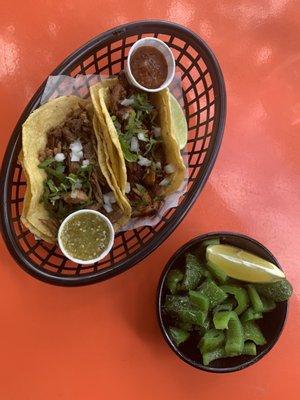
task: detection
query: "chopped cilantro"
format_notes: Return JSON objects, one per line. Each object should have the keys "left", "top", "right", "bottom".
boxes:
{"left": 38, "top": 158, "right": 55, "bottom": 169}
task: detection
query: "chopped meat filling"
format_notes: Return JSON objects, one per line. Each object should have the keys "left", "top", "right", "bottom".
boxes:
{"left": 107, "top": 73, "right": 169, "bottom": 217}
{"left": 38, "top": 104, "right": 120, "bottom": 227}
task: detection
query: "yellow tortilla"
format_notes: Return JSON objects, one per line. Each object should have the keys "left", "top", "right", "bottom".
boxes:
{"left": 150, "top": 89, "right": 186, "bottom": 195}
{"left": 90, "top": 82, "right": 127, "bottom": 194}
{"left": 19, "top": 151, "right": 56, "bottom": 242}
{"left": 21, "top": 95, "right": 130, "bottom": 243}
{"left": 92, "top": 115, "right": 131, "bottom": 230}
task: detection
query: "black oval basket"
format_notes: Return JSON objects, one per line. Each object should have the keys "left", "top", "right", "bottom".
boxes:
{"left": 0, "top": 20, "right": 226, "bottom": 286}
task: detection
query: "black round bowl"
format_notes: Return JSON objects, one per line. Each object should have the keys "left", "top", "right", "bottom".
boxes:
{"left": 156, "top": 232, "right": 288, "bottom": 373}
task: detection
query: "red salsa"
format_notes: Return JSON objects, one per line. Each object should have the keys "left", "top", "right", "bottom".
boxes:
{"left": 130, "top": 46, "right": 168, "bottom": 89}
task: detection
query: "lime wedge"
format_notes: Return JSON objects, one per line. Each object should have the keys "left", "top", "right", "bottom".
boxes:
{"left": 170, "top": 93, "right": 188, "bottom": 150}
{"left": 206, "top": 244, "right": 285, "bottom": 283}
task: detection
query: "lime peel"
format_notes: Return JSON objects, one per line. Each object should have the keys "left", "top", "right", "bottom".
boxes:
{"left": 206, "top": 244, "right": 285, "bottom": 283}
{"left": 169, "top": 92, "right": 188, "bottom": 150}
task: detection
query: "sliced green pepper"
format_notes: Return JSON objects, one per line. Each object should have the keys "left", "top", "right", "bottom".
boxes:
{"left": 195, "top": 318, "right": 211, "bottom": 335}
{"left": 198, "top": 329, "right": 225, "bottom": 353}
{"left": 255, "top": 279, "right": 293, "bottom": 302}
{"left": 240, "top": 307, "right": 263, "bottom": 323}
{"left": 202, "top": 269, "right": 213, "bottom": 280}
{"left": 213, "top": 310, "right": 236, "bottom": 330}
{"left": 213, "top": 298, "right": 235, "bottom": 314}
{"left": 189, "top": 291, "right": 209, "bottom": 313}
{"left": 166, "top": 269, "right": 184, "bottom": 294}
{"left": 177, "top": 308, "right": 206, "bottom": 326}
{"left": 163, "top": 295, "right": 206, "bottom": 326}
{"left": 202, "top": 238, "right": 220, "bottom": 248}
{"left": 221, "top": 285, "right": 249, "bottom": 315}
{"left": 225, "top": 313, "right": 244, "bottom": 356}
{"left": 206, "top": 260, "right": 228, "bottom": 284}
{"left": 243, "top": 321, "right": 266, "bottom": 345}
{"left": 198, "top": 280, "right": 228, "bottom": 309}
{"left": 174, "top": 320, "right": 193, "bottom": 331}
{"left": 242, "top": 341, "right": 257, "bottom": 356}
{"left": 247, "top": 284, "right": 264, "bottom": 312}
{"left": 212, "top": 311, "right": 244, "bottom": 356}
{"left": 164, "top": 295, "right": 190, "bottom": 310}
{"left": 181, "top": 253, "right": 204, "bottom": 290}
{"left": 202, "top": 347, "right": 226, "bottom": 366}
{"left": 169, "top": 327, "right": 190, "bottom": 346}
{"left": 261, "top": 296, "right": 276, "bottom": 312}
{"left": 202, "top": 341, "right": 256, "bottom": 365}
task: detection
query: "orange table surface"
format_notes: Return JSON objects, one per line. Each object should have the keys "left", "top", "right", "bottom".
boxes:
{"left": 0, "top": 1, "right": 299, "bottom": 399}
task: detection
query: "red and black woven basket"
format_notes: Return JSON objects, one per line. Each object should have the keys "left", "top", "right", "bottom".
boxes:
{"left": 0, "top": 20, "right": 226, "bottom": 286}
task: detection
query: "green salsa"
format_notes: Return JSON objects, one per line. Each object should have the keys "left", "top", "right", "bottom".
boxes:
{"left": 60, "top": 212, "right": 111, "bottom": 261}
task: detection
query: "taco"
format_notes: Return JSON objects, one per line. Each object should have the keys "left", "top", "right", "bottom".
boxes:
{"left": 21, "top": 95, "right": 130, "bottom": 243}
{"left": 90, "top": 72, "right": 186, "bottom": 218}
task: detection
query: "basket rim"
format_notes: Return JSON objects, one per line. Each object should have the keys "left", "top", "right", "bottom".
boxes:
{"left": 0, "top": 20, "right": 226, "bottom": 286}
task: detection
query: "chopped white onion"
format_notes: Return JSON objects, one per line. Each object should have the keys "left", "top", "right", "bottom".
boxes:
{"left": 159, "top": 177, "right": 170, "bottom": 186}
{"left": 71, "top": 150, "right": 83, "bottom": 162}
{"left": 69, "top": 139, "right": 82, "bottom": 152}
{"left": 82, "top": 159, "right": 90, "bottom": 166}
{"left": 74, "top": 180, "right": 82, "bottom": 190}
{"left": 50, "top": 195, "right": 60, "bottom": 205}
{"left": 104, "top": 203, "right": 113, "bottom": 213}
{"left": 54, "top": 152, "right": 65, "bottom": 162}
{"left": 153, "top": 126, "right": 161, "bottom": 138}
{"left": 164, "top": 163, "right": 175, "bottom": 174}
{"left": 130, "top": 136, "right": 139, "bottom": 152}
{"left": 122, "top": 111, "right": 130, "bottom": 120}
{"left": 70, "top": 140, "right": 83, "bottom": 162}
{"left": 138, "top": 155, "right": 152, "bottom": 167}
{"left": 70, "top": 190, "right": 78, "bottom": 199}
{"left": 103, "top": 191, "right": 116, "bottom": 205}
{"left": 71, "top": 154, "right": 80, "bottom": 162}
{"left": 106, "top": 191, "right": 116, "bottom": 204}
{"left": 120, "top": 98, "right": 135, "bottom": 106}
{"left": 103, "top": 193, "right": 110, "bottom": 204}
{"left": 155, "top": 161, "right": 162, "bottom": 170}
{"left": 137, "top": 131, "right": 148, "bottom": 142}
{"left": 109, "top": 195, "right": 116, "bottom": 204}
{"left": 125, "top": 182, "right": 131, "bottom": 194}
